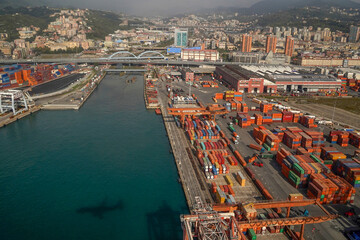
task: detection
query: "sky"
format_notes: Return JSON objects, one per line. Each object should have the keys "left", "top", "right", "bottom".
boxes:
{"left": 51, "top": 0, "right": 360, "bottom": 16}
{"left": 54, "top": 0, "right": 259, "bottom": 15}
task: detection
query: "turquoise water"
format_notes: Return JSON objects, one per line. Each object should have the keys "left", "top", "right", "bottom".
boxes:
{"left": 0, "top": 74, "right": 188, "bottom": 240}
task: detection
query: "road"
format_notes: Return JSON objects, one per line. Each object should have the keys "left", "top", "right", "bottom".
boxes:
{"left": 0, "top": 58, "right": 296, "bottom": 67}
{"left": 156, "top": 78, "right": 212, "bottom": 210}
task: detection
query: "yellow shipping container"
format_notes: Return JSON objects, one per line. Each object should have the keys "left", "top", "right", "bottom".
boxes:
{"left": 236, "top": 171, "right": 246, "bottom": 186}
{"left": 225, "top": 175, "right": 233, "bottom": 186}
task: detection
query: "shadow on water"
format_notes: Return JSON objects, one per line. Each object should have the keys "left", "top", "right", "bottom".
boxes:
{"left": 76, "top": 198, "right": 124, "bottom": 219}
{"left": 146, "top": 201, "right": 186, "bottom": 240}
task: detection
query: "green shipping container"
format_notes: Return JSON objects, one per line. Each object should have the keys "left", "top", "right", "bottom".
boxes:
{"left": 260, "top": 153, "right": 274, "bottom": 159}
{"left": 289, "top": 171, "right": 301, "bottom": 184}
{"left": 310, "top": 154, "right": 322, "bottom": 163}
{"left": 248, "top": 229, "right": 257, "bottom": 240}
{"left": 263, "top": 143, "right": 271, "bottom": 151}
{"left": 293, "top": 163, "right": 304, "bottom": 174}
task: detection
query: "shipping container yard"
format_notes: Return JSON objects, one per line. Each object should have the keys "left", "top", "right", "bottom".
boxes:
{"left": 144, "top": 65, "right": 360, "bottom": 240}
{"left": 1, "top": 62, "right": 360, "bottom": 240}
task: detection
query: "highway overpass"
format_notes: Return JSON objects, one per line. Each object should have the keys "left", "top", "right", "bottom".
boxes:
{"left": 0, "top": 58, "right": 294, "bottom": 67}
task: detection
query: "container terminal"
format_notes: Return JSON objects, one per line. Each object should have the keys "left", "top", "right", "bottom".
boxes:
{"left": 144, "top": 64, "right": 360, "bottom": 240}
{"left": 0, "top": 63, "right": 109, "bottom": 127}
{"left": 1, "top": 61, "right": 360, "bottom": 239}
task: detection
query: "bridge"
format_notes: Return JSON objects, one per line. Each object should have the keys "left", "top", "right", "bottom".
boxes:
{"left": 103, "top": 51, "right": 166, "bottom": 60}
{"left": 0, "top": 58, "right": 295, "bottom": 68}
{"left": 104, "top": 68, "right": 147, "bottom": 72}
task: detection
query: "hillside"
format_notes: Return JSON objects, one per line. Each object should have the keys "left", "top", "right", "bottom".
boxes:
{"left": 0, "top": 7, "right": 56, "bottom": 41}
{"left": 86, "top": 10, "right": 128, "bottom": 40}
{"left": 0, "top": 7, "right": 129, "bottom": 41}
{"left": 257, "top": 7, "right": 360, "bottom": 32}
{"left": 249, "top": 0, "right": 360, "bottom": 14}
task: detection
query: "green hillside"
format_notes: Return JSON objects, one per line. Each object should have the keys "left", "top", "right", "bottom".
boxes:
{"left": 86, "top": 10, "right": 129, "bottom": 40}
{"left": 0, "top": 7, "right": 56, "bottom": 41}
{"left": 257, "top": 7, "right": 360, "bottom": 32}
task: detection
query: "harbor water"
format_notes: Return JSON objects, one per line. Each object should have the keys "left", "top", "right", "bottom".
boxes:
{"left": 0, "top": 74, "right": 188, "bottom": 240}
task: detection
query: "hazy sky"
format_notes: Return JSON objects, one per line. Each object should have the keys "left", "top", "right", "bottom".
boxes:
{"left": 57, "top": 0, "right": 360, "bottom": 16}
{"left": 58, "top": 0, "right": 258, "bottom": 15}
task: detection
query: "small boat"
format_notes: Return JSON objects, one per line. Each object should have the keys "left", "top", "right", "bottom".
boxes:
{"left": 155, "top": 108, "right": 161, "bottom": 115}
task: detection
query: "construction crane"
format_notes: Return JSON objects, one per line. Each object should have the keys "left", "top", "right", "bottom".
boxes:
{"left": 168, "top": 105, "right": 229, "bottom": 125}
{"left": 182, "top": 195, "right": 338, "bottom": 240}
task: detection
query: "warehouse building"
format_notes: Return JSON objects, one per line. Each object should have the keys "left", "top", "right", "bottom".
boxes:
{"left": 266, "top": 73, "right": 342, "bottom": 92}
{"left": 215, "top": 65, "right": 277, "bottom": 93}
{"left": 242, "top": 65, "right": 342, "bottom": 93}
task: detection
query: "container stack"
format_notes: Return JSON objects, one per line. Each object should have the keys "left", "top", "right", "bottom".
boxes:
{"left": 292, "top": 112, "right": 301, "bottom": 123}
{"left": 237, "top": 113, "right": 251, "bottom": 128}
{"left": 262, "top": 114, "right": 273, "bottom": 124}
{"left": 272, "top": 113, "right": 282, "bottom": 122}
{"left": 264, "top": 133, "right": 281, "bottom": 151}
{"left": 307, "top": 173, "right": 355, "bottom": 204}
{"left": 299, "top": 132, "right": 312, "bottom": 149}
{"left": 224, "top": 91, "right": 234, "bottom": 101}
{"left": 253, "top": 127, "right": 268, "bottom": 145}
{"left": 283, "top": 131, "right": 301, "bottom": 149}
{"left": 260, "top": 102, "right": 272, "bottom": 113}
{"left": 214, "top": 93, "right": 224, "bottom": 100}
{"left": 332, "top": 159, "right": 360, "bottom": 188}
{"left": 305, "top": 130, "right": 325, "bottom": 153}
{"left": 184, "top": 117, "right": 221, "bottom": 141}
{"left": 234, "top": 92, "right": 243, "bottom": 101}
{"left": 299, "top": 115, "right": 317, "bottom": 128}
{"left": 229, "top": 99, "right": 242, "bottom": 112}
{"left": 215, "top": 186, "right": 226, "bottom": 203}
{"left": 236, "top": 171, "right": 246, "bottom": 186}
{"left": 272, "top": 128, "right": 285, "bottom": 141}
{"left": 241, "top": 103, "right": 248, "bottom": 113}
{"left": 282, "top": 111, "right": 293, "bottom": 122}
{"left": 197, "top": 150, "right": 231, "bottom": 179}
{"left": 328, "top": 131, "right": 349, "bottom": 147}
{"left": 350, "top": 132, "right": 360, "bottom": 148}
{"left": 321, "top": 147, "right": 347, "bottom": 161}
{"left": 276, "top": 148, "right": 291, "bottom": 165}
{"left": 254, "top": 113, "right": 262, "bottom": 125}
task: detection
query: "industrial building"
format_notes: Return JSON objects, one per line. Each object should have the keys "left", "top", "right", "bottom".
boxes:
{"left": 181, "top": 49, "right": 219, "bottom": 62}
{"left": 242, "top": 65, "right": 342, "bottom": 92}
{"left": 266, "top": 73, "right": 342, "bottom": 92}
{"left": 296, "top": 56, "right": 360, "bottom": 67}
{"left": 215, "top": 65, "right": 277, "bottom": 93}
{"left": 231, "top": 52, "right": 287, "bottom": 64}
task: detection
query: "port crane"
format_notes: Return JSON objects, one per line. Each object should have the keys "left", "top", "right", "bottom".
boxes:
{"left": 182, "top": 196, "right": 338, "bottom": 240}
{"left": 168, "top": 105, "right": 229, "bottom": 125}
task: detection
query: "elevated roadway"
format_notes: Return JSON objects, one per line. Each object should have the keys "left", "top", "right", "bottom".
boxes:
{"left": 104, "top": 69, "right": 147, "bottom": 72}
{"left": 0, "top": 58, "right": 294, "bottom": 67}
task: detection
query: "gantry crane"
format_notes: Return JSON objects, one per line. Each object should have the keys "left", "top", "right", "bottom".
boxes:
{"left": 168, "top": 105, "right": 228, "bottom": 125}
{"left": 182, "top": 196, "right": 338, "bottom": 240}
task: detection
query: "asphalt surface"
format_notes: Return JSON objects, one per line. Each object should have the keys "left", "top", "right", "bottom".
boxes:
{"left": 157, "top": 78, "right": 212, "bottom": 209}
{"left": 28, "top": 73, "right": 85, "bottom": 96}
{"left": 170, "top": 78, "right": 360, "bottom": 240}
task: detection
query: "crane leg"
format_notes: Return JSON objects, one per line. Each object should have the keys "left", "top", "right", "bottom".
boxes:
{"left": 287, "top": 207, "right": 291, "bottom": 218}
{"left": 299, "top": 224, "right": 304, "bottom": 240}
